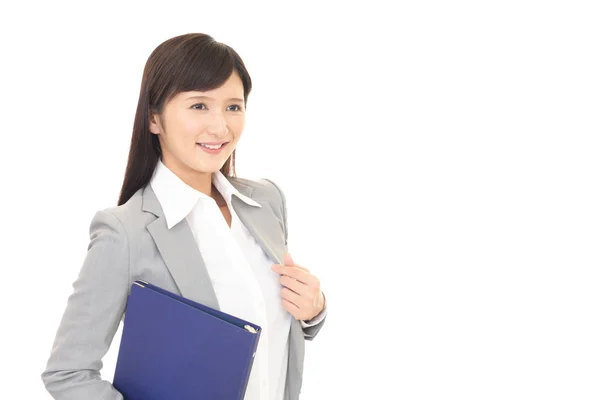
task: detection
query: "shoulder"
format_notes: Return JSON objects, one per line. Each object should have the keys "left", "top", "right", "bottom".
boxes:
{"left": 88, "top": 186, "right": 153, "bottom": 238}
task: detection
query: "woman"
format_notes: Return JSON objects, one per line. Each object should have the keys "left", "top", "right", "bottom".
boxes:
{"left": 41, "top": 33, "right": 327, "bottom": 400}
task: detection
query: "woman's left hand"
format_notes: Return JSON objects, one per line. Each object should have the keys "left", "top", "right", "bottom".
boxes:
{"left": 271, "top": 253, "right": 325, "bottom": 321}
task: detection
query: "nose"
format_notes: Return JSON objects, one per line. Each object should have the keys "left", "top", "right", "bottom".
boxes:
{"left": 206, "top": 109, "right": 228, "bottom": 137}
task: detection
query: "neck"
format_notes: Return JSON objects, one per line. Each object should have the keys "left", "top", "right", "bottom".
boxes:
{"left": 186, "top": 173, "right": 213, "bottom": 198}
{"left": 160, "top": 157, "right": 214, "bottom": 197}
{"left": 185, "top": 174, "right": 226, "bottom": 207}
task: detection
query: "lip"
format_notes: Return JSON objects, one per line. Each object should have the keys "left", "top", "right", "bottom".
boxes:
{"left": 196, "top": 141, "right": 228, "bottom": 154}
{"left": 197, "top": 141, "right": 228, "bottom": 145}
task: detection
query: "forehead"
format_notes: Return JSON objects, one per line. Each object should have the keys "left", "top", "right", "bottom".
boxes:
{"left": 183, "top": 72, "right": 244, "bottom": 98}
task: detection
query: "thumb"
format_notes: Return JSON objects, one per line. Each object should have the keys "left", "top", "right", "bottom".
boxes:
{"left": 283, "top": 252, "right": 294, "bottom": 266}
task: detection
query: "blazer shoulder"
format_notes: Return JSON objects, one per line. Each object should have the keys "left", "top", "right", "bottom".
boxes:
{"left": 93, "top": 186, "right": 151, "bottom": 234}
{"left": 258, "top": 178, "right": 286, "bottom": 214}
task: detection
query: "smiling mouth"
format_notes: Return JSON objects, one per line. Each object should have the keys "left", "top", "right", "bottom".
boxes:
{"left": 197, "top": 142, "right": 228, "bottom": 150}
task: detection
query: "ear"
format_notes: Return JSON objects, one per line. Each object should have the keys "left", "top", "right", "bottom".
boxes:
{"left": 149, "top": 111, "right": 161, "bottom": 135}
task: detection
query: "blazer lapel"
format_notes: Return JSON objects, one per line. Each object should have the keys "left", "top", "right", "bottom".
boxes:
{"left": 229, "top": 180, "right": 305, "bottom": 383}
{"left": 141, "top": 180, "right": 287, "bottom": 309}
{"left": 228, "top": 179, "right": 286, "bottom": 266}
{"left": 143, "top": 185, "right": 220, "bottom": 309}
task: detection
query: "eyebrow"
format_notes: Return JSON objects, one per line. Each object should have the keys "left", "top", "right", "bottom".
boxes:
{"left": 186, "top": 95, "right": 244, "bottom": 103}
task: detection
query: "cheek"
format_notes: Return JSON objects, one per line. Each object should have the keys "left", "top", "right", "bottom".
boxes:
{"left": 229, "top": 117, "right": 245, "bottom": 136}
{"left": 162, "top": 110, "right": 202, "bottom": 143}
{"left": 180, "top": 116, "right": 205, "bottom": 137}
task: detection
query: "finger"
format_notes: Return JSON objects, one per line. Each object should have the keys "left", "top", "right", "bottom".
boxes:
{"left": 273, "top": 266, "right": 313, "bottom": 284}
{"left": 273, "top": 262, "right": 310, "bottom": 273}
{"left": 280, "top": 275, "right": 309, "bottom": 296}
{"left": 281, "top": 287, "right": 303, "bottom": 307}
{"left": 292, "top": 264, "right": 310, "bottom": 272}
{"left": 282, "top": 298, "right": 301, "bottom": 320}
{"left": 282, "top": 253, "right": 311, "bottom": 272}
{"left": 283, "top": 252, "right": 294, "bottom": 266}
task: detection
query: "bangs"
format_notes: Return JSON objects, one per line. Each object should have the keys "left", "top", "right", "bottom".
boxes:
{"left": 176, "top": 42, "right": 236, "bottom": 94}
{"left": 153, "top": 39, "right": 250, "bottom": 106}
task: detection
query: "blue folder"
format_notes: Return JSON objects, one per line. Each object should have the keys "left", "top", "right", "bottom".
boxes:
{"left": 112, "top": 280, "right": 262, "bottom": 400}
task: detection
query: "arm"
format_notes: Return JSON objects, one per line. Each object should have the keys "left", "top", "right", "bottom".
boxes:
{"left": 41, "top": 210, "right": 130, "bottom": 399}
{"left": 263, "top": 178, "right": 328, "bottom": 341}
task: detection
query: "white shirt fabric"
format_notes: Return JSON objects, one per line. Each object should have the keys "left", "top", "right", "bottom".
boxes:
{"left": 149, "top": 160, "right": 325, "bottom": 400}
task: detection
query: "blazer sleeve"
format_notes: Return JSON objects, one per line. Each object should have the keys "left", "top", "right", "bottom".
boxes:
{"left": 263, "top": 178, "right": 327, "bottom": 341}
{"left": 41, "top": 209, "right": 130, "bottom": 400}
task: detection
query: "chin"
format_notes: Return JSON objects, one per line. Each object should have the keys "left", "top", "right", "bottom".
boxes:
{"left": 190, "top": 163, "right": 225, "bottom": 174}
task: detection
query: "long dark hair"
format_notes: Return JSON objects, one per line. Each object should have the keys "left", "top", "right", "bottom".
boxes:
{"left": 117, "top": 33, "right": 252, "bottom": 206}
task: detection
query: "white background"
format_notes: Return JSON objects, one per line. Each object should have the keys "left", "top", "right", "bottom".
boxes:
{"left": 1, "top": 1, "right": 599, "bottom": 399}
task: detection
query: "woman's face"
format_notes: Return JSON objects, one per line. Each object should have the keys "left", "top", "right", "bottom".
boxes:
{"left": 149, "top": 71, "right": 246, "bottom": 183}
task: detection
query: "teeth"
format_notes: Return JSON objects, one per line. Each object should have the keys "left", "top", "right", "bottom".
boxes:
{"left": 199, "top": 143, "right": 223, "bottom": 149}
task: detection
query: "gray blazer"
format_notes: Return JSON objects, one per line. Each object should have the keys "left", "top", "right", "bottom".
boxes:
{"left": 41, "top": 176, "right": 326, "bottom": 400}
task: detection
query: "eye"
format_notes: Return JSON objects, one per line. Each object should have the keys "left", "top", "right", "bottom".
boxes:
{"left": 191, "top": 103, "right": 207, "bottom": 110}
{"left": 228, "top": 104, "right": 243, "bottom": 112}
